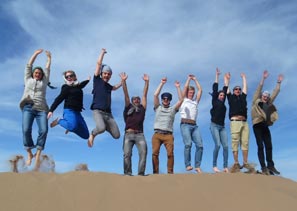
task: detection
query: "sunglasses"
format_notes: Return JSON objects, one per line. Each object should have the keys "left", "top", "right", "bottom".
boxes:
{"left": 65, "top": 74, "right": 75, "bottom": 79}
{"left": 233, "top": 88, "right": 241, "bottom": 91}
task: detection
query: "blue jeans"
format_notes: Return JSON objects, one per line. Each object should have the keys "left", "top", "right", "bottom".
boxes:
{"left": 59, "top": 109, "right": 89, "bottom": 139}
{"left": 210, "top": 122, "right": 228, "bottom": 168}
{"left": 180, "top": 123, "right": 203, "bottom": 168}
{"left": 22, "top": 104, "right": 48, "bottom": 150}
{"left": 123, "top": 132, "right": 147, "bottom": 175}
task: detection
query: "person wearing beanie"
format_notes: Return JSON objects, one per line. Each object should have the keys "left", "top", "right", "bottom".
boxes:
{"left": 226, "top": 73, "right": 255, "bottom": 173}
{"left": 152, "top": 77, "right": 183, "bottom": 174}
{"left": 179, "top": 74, "right": 203, "bottom": 173}
{"left": 88, "top": 48, "right": 123, "bottom": 147}
{"left": 209, "top": 68, "right": 229, "bottom": 173}
{"left": 121, "top": 73, "right": 149, "bottom": 176}
{"left": 47, "top": 70, "right": 90, "bottom": 139}
{"left": 251, "top": 70, "right": 284, "bottom": 175}
{"left": 19, "top": 49, "right": 53, "bottom": 170}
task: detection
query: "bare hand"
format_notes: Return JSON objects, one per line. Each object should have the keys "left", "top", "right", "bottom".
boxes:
{"left": 35, "top": 49, "right": 43, "bottom": 55}
{"left": 174, "top": 80, "right": 180, "bottom": 87}
{"left": 101, "top": 48, "right": 107, "bottom": 54}
{"left": 278, "top": 74, "right": 284, "bottom": 82}
{"left": 47, "top": 112, "right": 53, "bottom": 119}
{"left": 120, "top": 72, "right": 128, "bottom": 81}
{"left": 216, "top": 68, "right": 221, "bottom": 76}
{"left": 143, "top": 74, "right": 149, "bottom": 81}
{"left": 161, "top": 77, "right": 167, "bottom": 84}
{"left": 225, "top": 72, "right": 231, "bottom": 80}
{"left": 45, "top": 50, "right": 51, "bottom": 58}
{"left": 263, "top": 70, "right": 269, "bottom": 79}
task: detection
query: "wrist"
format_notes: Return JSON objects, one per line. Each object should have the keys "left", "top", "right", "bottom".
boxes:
{"left": 277, "top": 81, "right": 281, "bottom": 83}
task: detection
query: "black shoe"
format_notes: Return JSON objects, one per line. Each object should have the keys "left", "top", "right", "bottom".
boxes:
{"left": 268, "top": 166, "right": 280, "bottom": 175}
{"left": 261, "top": 167, "right": 270, "bottom": 176}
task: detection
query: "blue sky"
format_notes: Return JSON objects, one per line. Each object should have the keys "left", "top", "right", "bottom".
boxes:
{"left": 0, "top": 0, "right": 296, "bottom": 180}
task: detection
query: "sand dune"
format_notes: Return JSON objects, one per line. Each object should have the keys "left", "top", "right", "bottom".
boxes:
{"left": 0, "top": 172, "right": 296, "bottom": 211}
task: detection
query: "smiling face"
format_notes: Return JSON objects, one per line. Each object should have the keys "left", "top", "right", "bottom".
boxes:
{"left": 162, "top": 97, "right": 171, "bottom": 107}
{"left": 101, "top": 71, "right": 112, "bottom": 82}
{"left": 131, "top": 96, "right": 141, "bottom": 106}
{"left": 218, "top": 92, "right": 225, "bottom": 101}
{"left": 187, "top": 87, "right": 195, "bottom": 100}
{"left": 32, "top": 68, "right": 44, "bottom": 80}
{"left": 233, "top": 86, "right": 241, "bottom": 96}
{"left": 64, "top": 71, "right": 77, "bottom": 82}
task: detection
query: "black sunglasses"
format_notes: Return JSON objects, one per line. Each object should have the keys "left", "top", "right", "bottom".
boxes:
{"left": 65, "top": 74, "right": 75, "bottom": 79}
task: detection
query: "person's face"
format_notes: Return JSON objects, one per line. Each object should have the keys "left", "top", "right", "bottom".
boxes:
{"left": 187, "top": 89, "right": 195, "bottom": 99}
{"left": 132, "top": 97, "right": 141, "bottom": 106}
{"left": 102, "top": 71, "right": 112, "bottom": 82}
{"left": 218, "top": 92, "right": 225, "bottom": 101}
{"left": 162, "top": 97, "right": 171, "bottom": 106}
{"left": 233, "top": 87, "right": 241, "bottom": 96}
{"left": 261, "top": 94, "right": 269, "bottom": 103}
{"left": 65, "top": 72, "right": 76, "bottom": 82}
{"left": 33, "top": 69, "right": 43, "bottom": 80}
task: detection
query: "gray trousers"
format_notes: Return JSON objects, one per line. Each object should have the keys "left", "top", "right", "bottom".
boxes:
{"left": 91, "top": 110, "right": 120, "bottom": 139}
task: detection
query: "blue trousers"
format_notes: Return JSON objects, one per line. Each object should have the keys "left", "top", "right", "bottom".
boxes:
{"left": 59, "top": 109, "right": 89, "bottom": 139}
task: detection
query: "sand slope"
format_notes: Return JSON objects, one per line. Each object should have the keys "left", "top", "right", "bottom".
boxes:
{"left": 0, "top": 172, "right": 296, "bottom": 211}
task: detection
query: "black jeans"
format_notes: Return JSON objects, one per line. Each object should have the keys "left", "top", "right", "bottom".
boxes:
{"left": 253, "top": 122, "right": 274, "bottom": 169}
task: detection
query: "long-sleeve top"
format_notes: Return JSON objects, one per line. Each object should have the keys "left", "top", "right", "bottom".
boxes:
{"left": 210, "top": 83, "right": 227, "bottom": 126}
{"left": 19, "top": 64, "right": 50, "bottom": 111}
{"left": 227, "top": 92, "right": 248, "bottom": 120}
{"left": 251, "top": 83, "right": 280, "bottom": 126}
{"left": 49, "top": 80, "right": 89, "bottom": 112}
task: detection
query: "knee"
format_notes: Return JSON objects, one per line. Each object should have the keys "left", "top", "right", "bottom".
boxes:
{"left": 185, "top": 144, "right": 192, "bottom": 150}
{"left": 124, "top": 152, "right": 132, "bottom": 159}
{"left": 214, "top": 144, "right": 220, "bottom": 150}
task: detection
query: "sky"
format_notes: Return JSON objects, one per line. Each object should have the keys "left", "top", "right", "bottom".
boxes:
{"left": 0, "top": 0, "right": 296, "bottom": 181}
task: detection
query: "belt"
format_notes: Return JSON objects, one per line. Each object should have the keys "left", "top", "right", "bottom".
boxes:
{"left": 154, "top": 129, "right": 172, "bottom": 135}
{"left": 181, "top": 118, "right": 196, "bottom": 125}
{"left": 125, "top": 130, "right": 143, "bottom": 134}
{"left": 98, "top": 109, "right": 111, "bottom": 113}
{"left": 231, "top": 119, "right": 246, "bottom": 122}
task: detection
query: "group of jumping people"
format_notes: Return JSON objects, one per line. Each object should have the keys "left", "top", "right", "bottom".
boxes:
{"left": 20, "top": 48, "right": 283, "bottom": 176}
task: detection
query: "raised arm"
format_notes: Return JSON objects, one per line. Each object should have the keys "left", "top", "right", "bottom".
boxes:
{"left": 226, "top": 73, "right": 232, "bottom": 94}
{"left": 154, "top": 77, "right": 167, "bottom": 108}
{"left": 28, "top": 49, "right": 43, "bottom": 66}
{"left": 174, "top": 80, "right": 183, "bottom": 109}
{"left": 224, "top": 72, "right": 230, "bottom": 87}
{"left": 270, "top": 73, "right": 284, "bottom": 103}
{"left": 182, "top": 75, "right": 192, "bottom": 98}
{"left": 94, "top": 48, "right": 107, "bottom": 77}
{"left": 44, "top": 50, "right": 52, "bottom": 79}
{"left": 241, "top": 73, "right": 247, "bottom": 94}
{"left": 120, "top": 72, "right": 129, "bottom": 107}
{"left": 112, "top": 74, "right": 124, "bottom": 91}
{"left": 192, "top": 75, "right": 202, "bottom": 103}
{"left": 142, "top": 74, "right": 149, "bottom": 109}
{"left": 253, "top": 70, "right": 268, "bottom": 103}
{"left": 215, "top": 68, "right": 220, "bottom": 83}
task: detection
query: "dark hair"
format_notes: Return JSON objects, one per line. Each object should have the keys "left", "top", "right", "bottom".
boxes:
{"left": 32, "top": 66, "right": 57, "bottom": 89}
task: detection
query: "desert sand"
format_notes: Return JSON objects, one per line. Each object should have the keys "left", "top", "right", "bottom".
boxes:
{"left": 0, "top": 171, "right": 296, "bottom": 211}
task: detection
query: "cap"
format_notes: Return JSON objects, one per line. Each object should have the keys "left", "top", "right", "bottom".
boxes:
{"left": 161, "top": 92, "right": 172, "bottom": 101}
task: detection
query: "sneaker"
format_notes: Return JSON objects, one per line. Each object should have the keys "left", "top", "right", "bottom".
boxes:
{"left": 261, "top": 167, "right": 270, "bottom": 176}
{"left": 230, "top": 163, "right": 241, "bottom": 173}
{"left": 267, "top": 166, "right": 280, "bottom": 175}
{"left": 242, "top": 163, "right": 256, "bottom": 174}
